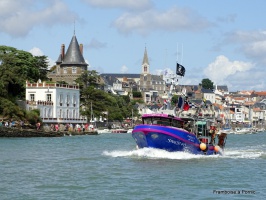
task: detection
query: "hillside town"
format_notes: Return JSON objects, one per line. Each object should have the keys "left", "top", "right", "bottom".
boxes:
{"left": 20, "top": 34, "right": 266, "bottom": 133}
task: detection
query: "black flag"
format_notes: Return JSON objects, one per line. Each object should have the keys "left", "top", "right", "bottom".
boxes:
{"left": 176, "top": 63, "right": 185, "bottom": 77}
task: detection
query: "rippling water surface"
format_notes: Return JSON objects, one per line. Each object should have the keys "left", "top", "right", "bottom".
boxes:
{"left": 0, "top": 132, "right": 265, "bottom": 200}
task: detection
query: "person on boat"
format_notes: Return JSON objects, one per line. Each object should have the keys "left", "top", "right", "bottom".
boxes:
{"left": 209, "top": 125, "right": 217, "bottom": 144}
{"left": 183, "top": 121, "right": 191, "bottom": 132}
{"left": 163, "top": 99, "right": 167, "bottom": 109}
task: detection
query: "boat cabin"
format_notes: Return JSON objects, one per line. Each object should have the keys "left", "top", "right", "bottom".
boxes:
{"left": 195, "top": 119, "right": 217, "bottom": 144}
{"left": 141, "top": 114, "right": 217, "bottom": 144}
{"left": 142, "top": 113, "right": 186, "bottom": 129}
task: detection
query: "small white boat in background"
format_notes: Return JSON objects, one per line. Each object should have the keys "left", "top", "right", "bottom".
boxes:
{"left": 127, "top": 129, "right": 133, "bottom": 133}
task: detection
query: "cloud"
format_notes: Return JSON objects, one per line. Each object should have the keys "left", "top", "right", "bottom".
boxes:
{"left": 86, "top": 38, "right": 107, "bottom": 49}
{"left": 81, "top": 0, "right": 153, "bottom": 10}
{"left": 0, "top": 0, "right": 77, "bottom": 37}
{"left": 223, "top": 30, "right": 266, "bottom": 65}
{"left": 216, "top": 14, "right": 237, "bottom": 23}
{"left": 203, "top": 55, "right": 254, "bottom": 85}
{"left": 29, "top": 47, "right": 55, "bottom": 68}
{"left": 120, "top": 65, "right": 128, "bottom": 73}
{"left": 113, "top": 7, "right": 211, "bottom": 35}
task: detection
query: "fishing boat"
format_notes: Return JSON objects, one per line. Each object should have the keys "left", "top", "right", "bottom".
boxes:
{"left": 132, "top": 113, "right": 227, "bottom": 155}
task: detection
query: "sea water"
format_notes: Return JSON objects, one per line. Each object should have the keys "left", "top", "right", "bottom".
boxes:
{"left": 0, "top": 132, "right": 265, "bottom": 200}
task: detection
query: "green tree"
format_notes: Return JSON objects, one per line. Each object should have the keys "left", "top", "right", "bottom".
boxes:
{"left": 0, "top": 97, "right": 25, "bottom": 120}
{"left": 25, "top": 109, "right": 42, "bottom": 125}
{"left": 76, "top": 70, "right": 137, "bottom": 121}
{"left": 132, "top": 91, "right": 142, "bottom": 98}
{"left": 75, "top": 70, "right": 100, "bottom": 90}
{"left": 0, "top": 45, "right": 49, "bottom": 122}
{"left": 171, "top": 95, "right": 179, "bottom": 105}
{"left": 0, "top": 45, "right": 49, "bottom": 99}
{"left": 201, "top": 78, "right": 214, "bottom": 89}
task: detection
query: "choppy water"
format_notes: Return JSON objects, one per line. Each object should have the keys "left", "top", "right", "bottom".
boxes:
{"left": 0, "top": 132, "right": 265, "bottom": 200}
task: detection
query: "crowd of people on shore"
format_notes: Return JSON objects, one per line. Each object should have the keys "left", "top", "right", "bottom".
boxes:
{"left": 44, "top": 123, "right": 96, "bottom": 132}
{"left": 0, "top": 119, "right": 96, "bottom": 133}
{"left": 0, "top": 120, "right": 24, "bottom": 128}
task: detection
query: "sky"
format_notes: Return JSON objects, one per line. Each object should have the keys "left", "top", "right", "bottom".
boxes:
{"left": 1, "top": 0, "right": 266, "bottom": 92}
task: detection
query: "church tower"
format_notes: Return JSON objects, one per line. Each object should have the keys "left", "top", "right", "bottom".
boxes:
{"left": 141, "top": 46, "right": 150, "bottom": 74}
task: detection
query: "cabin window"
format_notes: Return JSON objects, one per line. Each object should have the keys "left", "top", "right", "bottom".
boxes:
{"left": 172, "top": 120, "right": 183, "bottom": 128}
{"left": 64, "top": 68, "right": 67, "bottom": 74}
{"left": 143, "top": 118, "right": 152, "bottom": 124}
{"left": 143, "top": 117, "right": 172, "bottom": 126}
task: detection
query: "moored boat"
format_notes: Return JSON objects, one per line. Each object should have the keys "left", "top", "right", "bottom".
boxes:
{"left": 111, "top": 128, "right": 128, "bottom": 133}
{"left": 132, "top": 113, "right": 227, "bottom": 155}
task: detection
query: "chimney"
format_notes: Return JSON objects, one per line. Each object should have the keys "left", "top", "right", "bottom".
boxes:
{"left": 80, "top": 44, "right": 83, "bottom": 55}
{"left": 61, "top": 44, "right": 65, "bottom": 59}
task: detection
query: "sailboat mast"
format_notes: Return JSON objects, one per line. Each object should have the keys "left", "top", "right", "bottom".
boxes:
{"left": 91, "top": 102, "right": 93, "bottom": 122}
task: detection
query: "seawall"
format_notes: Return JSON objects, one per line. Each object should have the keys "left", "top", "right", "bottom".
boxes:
{"left": 0, "top": 127, "right": 64, "bottom": 137}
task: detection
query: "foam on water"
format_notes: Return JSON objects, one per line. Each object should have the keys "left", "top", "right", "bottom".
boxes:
{"left": 222, "top": 145, "right": 265, "bottom": 159}
{"left": 103, "top": 145, "right": 266, "bottom": 160}
{"left": 103, "top": 148, "right": 220, "bottom": 160}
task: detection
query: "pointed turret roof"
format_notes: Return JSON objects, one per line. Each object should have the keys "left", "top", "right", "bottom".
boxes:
{"left": 62, "top": 35, "right": 87, "bottom": 66}
{"left": 142, "top": 47, "right": 149, "bottom": 65}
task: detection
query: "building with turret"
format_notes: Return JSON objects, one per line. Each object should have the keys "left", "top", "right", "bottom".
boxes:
{"left": 48, "top": 34, "right": 88, "bottom": 84}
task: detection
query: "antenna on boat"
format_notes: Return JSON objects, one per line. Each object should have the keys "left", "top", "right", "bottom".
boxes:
{"left": 176, "top": 43, "right": 179, "bottom": 63}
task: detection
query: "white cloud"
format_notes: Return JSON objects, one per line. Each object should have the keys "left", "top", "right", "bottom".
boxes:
{"left": 0, "top": 0, "right": 77, "bottom": 37}
{"left": 29, "top": 47, "right": 44, "bottom": 56}
{"left": 224, "top": 30, "right": 266, "bottom": 65}
{"left": 113, "top": 7, "right": 211, "bottom": 35}
{"left": 82, "top": 0, "right": 152, "bottom": 10}
{"left": 29, "top": 47, "right": 55, "bottom": 68}
{"left": 86, "top": 38, "right": 107, "bottom": 49}
{"left": 204, "top": 55, "right": 254, "bottom": 85}
{"left": 120, "top": 65, "right": 128, "bottom": 73}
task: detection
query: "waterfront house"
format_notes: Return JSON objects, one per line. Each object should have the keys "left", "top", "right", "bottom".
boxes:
{"left": 25, "top": 80, "right": 86, "bottom": 124}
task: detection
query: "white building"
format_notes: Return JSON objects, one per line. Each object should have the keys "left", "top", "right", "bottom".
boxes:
{"left": 25, "top": 80, "right": 86, "bottom": 124}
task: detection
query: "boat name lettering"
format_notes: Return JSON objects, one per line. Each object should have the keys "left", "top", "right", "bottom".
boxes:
{"left": 168, "top": 139, "right": 186, "bottom": 147}
{"left": 187, "top": 135, "right": 195, "bottom": 142}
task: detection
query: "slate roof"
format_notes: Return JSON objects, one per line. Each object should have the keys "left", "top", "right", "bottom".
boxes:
{"left": 102, "top": 75, "right": 121, "bottom": 86}
{"left": 61, "top": 35, "right": 87, "bottom": 66}
{"left": 201, "top": 88, "right": 214, "bottom": 93}
{"left": 216, "top": 85, "right": 228, "bottom": 92}
{"left": 100, "top": 73, "right": 140, "bottom": 79}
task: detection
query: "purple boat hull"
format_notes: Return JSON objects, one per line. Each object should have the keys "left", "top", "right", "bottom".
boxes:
{"left": 132, "top": 125, "right": 222, "bottom": 155}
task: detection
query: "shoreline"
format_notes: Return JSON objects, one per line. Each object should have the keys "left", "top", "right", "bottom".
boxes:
{"left": 0, "top": 126, "right": 98, "bottom": 137}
